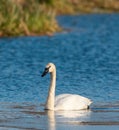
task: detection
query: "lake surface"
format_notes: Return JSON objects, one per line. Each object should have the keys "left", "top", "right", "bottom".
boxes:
{"left": 0, "top": 14, "right": 119, "bottom": 129}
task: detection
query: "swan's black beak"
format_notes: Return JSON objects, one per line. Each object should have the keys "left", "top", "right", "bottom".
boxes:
{"left": 41, "top": 67, "right": 50, "bottom": 77}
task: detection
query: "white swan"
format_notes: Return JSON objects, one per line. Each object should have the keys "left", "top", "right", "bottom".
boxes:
{"left": 41, "top": 63, "right": 92, "bottom": 111}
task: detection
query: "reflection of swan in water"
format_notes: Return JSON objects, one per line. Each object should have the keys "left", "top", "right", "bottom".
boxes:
{"left": 46, "top": 109, "right": 91, "bottom": 130}
{"left": 41, "top": 63, "right": 92, "bottom": 111}
{"left": 55, "top": 110, "right": 91, "bottom": 118}
{"left": 47, "top": 110, "right": 56, "bottom": 130}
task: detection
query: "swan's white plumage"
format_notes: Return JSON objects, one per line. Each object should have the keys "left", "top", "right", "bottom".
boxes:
{"left": 55, "top": 94, "right": 92, "bottom": 110}
{"left": 42, "top": 63, "right": 92, "bottom": 111}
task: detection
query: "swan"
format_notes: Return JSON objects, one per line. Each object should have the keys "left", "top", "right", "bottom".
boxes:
{"left": 41, "top": 63, "right": 92, "bottom": 111}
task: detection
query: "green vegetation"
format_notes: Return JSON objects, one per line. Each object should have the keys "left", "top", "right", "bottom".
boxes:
{"left": 53, "top": 0, "right": 119, "bottom": 14}
{"left": 0, "top": 0, "right": 119, "bottom": 37}
{"left": 0, "top": 0, "right": 60, "bottom": 36}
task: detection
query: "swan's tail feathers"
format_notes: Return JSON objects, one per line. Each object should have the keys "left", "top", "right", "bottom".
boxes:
{"left": 90, "top": 100, "right": 93, "bottom": 104}
{"left": 88, "top": 99, "right": 93, "bottom": 105}
{"left": 87, "top": 99, "right": 92, "bottom": 109}
{"left": 90, "top": 99, "right": 93, "bottom": 104}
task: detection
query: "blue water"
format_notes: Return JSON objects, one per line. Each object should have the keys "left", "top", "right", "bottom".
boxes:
{"left": 0, "top": 14, "right": 119, "bottom": 129}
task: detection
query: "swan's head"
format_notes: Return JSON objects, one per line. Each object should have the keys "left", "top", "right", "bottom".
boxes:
{"left": 41, "top": 63, "right": 56, "bottom": 77}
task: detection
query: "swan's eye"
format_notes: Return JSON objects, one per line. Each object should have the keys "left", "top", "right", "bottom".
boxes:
{"left": 45, "top": 68, "right": 49, "bottom": 72}
{"left": 41, "top": 66, "right": 51, "bottom": 77}
{"left": 45, "top": 66, "right": 51, "bottom": 72}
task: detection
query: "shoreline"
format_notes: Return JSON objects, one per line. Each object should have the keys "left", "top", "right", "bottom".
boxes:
{"left": 0, "top": 0, "right": 119, "bottom": 37}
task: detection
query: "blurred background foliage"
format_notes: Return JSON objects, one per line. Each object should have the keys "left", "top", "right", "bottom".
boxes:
{"left": 0, "top": 0, "right": 59, "bottom": 36}
{"left": 0, "top": 0, "right": 119, "bottom": 36}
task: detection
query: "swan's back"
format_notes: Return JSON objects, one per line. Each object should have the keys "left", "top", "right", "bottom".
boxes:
{"left": 55, "top": 94, "right": 92, "bottom": 111}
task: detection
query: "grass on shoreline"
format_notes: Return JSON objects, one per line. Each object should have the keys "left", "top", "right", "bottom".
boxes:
{"left": 0, "top": 0, "right": 60, "bottom": 36}
{"left": 0, "top": 0, "right": 119, "bottom": 37}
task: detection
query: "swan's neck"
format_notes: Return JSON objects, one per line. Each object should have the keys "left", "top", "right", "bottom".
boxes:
{"left": 45, "top": 69, "right": 56, "bottom": 110}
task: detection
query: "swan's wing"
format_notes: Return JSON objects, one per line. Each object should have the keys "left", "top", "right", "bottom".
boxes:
{"left": 55, "top": 94, "right": 92, "bottom": 110}
{"left": 55, "top": 94, "right": 71, "bottom": 102}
